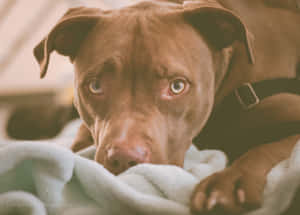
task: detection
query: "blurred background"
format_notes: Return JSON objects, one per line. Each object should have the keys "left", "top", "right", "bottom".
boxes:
{"left": 0, "top": 0, "right": 134, "bottom": 140}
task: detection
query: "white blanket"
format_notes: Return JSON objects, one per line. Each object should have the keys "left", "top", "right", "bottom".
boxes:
{"left": 0, "top": 120, "right": 299, "bottom": 215}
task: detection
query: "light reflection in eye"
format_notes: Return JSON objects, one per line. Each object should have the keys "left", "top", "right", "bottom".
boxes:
{"left": 89, "top": 80, "right": 103, "bottom": 94}
{"left": 170, "top": 79, "right": 186, "bottom": 95}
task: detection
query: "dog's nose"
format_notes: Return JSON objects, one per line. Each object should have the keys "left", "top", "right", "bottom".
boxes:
{"left": 106, "top": 144, "right": 150, "bottom": 174}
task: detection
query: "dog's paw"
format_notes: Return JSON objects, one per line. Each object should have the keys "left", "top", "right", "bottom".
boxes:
{"left": 190, "top": 167, "right": 265, "bottom": 215}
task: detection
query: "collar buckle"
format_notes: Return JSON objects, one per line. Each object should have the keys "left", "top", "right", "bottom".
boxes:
{"left": 234, "top": 83, "right": 260, "bottom": 110}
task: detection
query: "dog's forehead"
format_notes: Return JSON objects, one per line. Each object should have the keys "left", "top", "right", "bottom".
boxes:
{"left": 75, "top": 1, "right": 210, "bottom": 79}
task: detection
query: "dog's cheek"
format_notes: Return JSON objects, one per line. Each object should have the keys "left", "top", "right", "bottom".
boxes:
{"left": 73, "top": 88, "right": 96, "bottom": 127}
{"left": 184, "top": 89, "right": 214, "bottom": 137}
{"left": 186, "top": 102, "right": 211, "bottom": 132}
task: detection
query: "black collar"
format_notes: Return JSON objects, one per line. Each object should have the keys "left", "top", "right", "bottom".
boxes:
{"left": 193, "top": 78, "right": 300, "bottom": 160}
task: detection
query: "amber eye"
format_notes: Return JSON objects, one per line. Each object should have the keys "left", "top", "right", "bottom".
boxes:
{"left": 170, "top": 79, "right": 186, "bottom": 95}
{"left": 88, "top": 80, "right": 103, "bottom": 94}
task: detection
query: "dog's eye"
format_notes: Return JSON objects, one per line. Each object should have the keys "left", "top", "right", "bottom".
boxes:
{"left": 170, "top": 79, "right": 186, "bottom": 95}
{"left": 89, "top": 80, "right": 103, "bottom": 94}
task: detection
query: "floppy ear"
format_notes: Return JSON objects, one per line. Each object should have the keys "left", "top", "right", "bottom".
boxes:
{"left": 183, "top": 1, "right": 255, "bottom": 64}
{"left": 33, "top": 7, "right": 102, "bottom": 78}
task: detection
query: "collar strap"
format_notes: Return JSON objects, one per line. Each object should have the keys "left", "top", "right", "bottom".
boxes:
{"left": 193, "top": 78, "right": 300, "bottom": 145}
{"left": 222, "top": 78, "right": 300, "bottom": 111}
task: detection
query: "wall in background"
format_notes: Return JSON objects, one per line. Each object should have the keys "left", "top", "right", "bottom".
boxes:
{"left": 0, "top": 0, "right": 133, "bottom": 96}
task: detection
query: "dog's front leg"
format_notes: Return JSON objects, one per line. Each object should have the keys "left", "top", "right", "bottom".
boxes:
{"left": 71, "top": 123, "right": 94, "bottom": 152}
{"left": 191, "top": 134, "right": 300, "bottom": 215}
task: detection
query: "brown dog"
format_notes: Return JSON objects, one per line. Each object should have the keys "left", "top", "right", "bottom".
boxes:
{"left": 34, "top": 0, "right": 300, "bottom": 214}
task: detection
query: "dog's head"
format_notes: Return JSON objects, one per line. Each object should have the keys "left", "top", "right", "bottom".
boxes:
{"left": 34, "top": 0, "right": 253, "bottom": 174}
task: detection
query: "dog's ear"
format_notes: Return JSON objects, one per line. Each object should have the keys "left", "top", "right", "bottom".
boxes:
{"left": 33, "top": 7, "right": 102, "bottom": 78}
{"left": 183, "top": 1, "right": 255, "bottom": 64}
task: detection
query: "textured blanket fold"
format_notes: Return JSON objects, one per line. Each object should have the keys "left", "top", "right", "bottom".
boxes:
{"left": 0, "top": 120, "right": 299, "bottom": 215}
